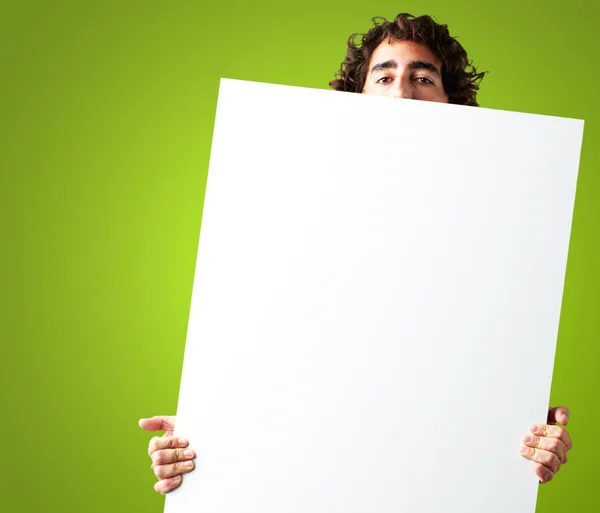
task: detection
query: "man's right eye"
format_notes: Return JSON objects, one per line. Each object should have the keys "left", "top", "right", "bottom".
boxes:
{"left": 376, "top": 76, "right": 392, "bottom": 84}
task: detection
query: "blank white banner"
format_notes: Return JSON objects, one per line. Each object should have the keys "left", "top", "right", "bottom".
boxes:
{"left": 165, "top": 79, "right": 583, "bottom": 513}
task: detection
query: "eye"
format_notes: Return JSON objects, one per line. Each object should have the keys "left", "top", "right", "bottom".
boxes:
{"left": 415, "top": 76, "right": 434, "bottom": 85}
{"left": 376, "top": 76, "right": 392, "bottom": 84}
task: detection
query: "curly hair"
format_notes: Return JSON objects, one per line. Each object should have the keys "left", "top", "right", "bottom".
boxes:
{"left": 329, "top": 13, "right": 487, "bottom": 106}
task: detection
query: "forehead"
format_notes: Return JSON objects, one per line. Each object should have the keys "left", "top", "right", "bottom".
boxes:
{"left": 368, "top": 39, "right": 442, "bottom": 70}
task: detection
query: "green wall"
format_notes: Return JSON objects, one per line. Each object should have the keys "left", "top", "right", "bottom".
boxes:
{"left": 2, "top": 1, "right": 598, "bottom": 511}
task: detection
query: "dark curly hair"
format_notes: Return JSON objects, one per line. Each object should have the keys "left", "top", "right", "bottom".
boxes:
{"left": 329, "top": 13, "right": 487, "bottom": 106}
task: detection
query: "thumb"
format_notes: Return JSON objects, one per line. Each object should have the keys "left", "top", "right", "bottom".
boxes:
{"left": 547, "top": 406, "right": 570, "bottom": 426}
{"left": 138, "top": 415, "right": 176, "bottom": 432}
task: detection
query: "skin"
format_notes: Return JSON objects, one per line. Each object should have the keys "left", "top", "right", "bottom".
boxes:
{"left": 141, "top": 407, "right": 572, "bottom": 493}
{"left": 361, "top": 39, "right": 448, "bottom": 102}
{"left": 140, "top": 416, "right": 195, "bottom": 495}
{"left": 140, "top": 39, "right": 574, "bottom": 495}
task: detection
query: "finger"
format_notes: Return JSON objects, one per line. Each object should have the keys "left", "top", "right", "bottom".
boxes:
{"left": 522, "top": 434, "right": 568, "bottom": 464}
{"left": 154, "top": 475, "right": 183, "bottom": 495}
{"left": 151, "top": 448, "right": 196, "bottom": 467}
{"left": 139, "top": 416, "right": 177, "bottom": 433}
{"left": 154, "top": 460, "right": 196, "bottom": 480}
{"left": 531, "top": 462, "right": 554, "bottom": 484}
{"left": 519, "top": 445, "right": 561, "bottom": 474}
{"left": 531, "top": 424, "right": 573, "bottom": 451}
{"left": 547, "top": 406, "right": 570, "bottom": 426}
{"left": 148, "top": 436, "right": 189, "bottom": 457}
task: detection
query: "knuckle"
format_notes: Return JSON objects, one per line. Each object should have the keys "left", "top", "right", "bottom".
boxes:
{"left": 563, "top": 433, "right": 573, "bottom": 448}
{"left": 159, "top": 478, "right": 177, "bottom": 494}
{"left": 158, "top": 476, "right": 181, "bottom": 494}
{"left": 154, "top": 464, "right": 168, "bottom": 479}
{"left": 148, "top": 437, "right": 160, "bottom": 456}
{"left": 534, "top": 464, "right": 547, "bottom": 484}
{"left": 541, "top": 451, "right": 552, "bottom": 465}
{"left": 152, "top": 450, "right": 165, "bottom": 466}
{"left": 533, "top": 462, "right": 551, "bottom": 483}
{"left": 559, "top": 448, "right": 567, "bottom": 463}
{"left": 175, "top": 460, "right": 194, "bottom": 474}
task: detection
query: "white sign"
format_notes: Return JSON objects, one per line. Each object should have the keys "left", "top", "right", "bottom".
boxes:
{"left": 166, "top": 79, "right": 583, "bottom": 513}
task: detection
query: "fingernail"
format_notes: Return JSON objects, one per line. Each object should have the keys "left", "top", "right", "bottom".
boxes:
{"left": 183, "top": 449, "right": 194, "bottom": 457}
{"left": 179, "top": 438, "right": 188, "bottom": 445}
{"left": 184, "top": 460, "right": 194, "bottom": 467}
{"left": 523, "top": 435, "right": 534, "bottom": 443}
{"left": 174, "top": 475, "right": 182, "bottom": 482}
{"left": 530, "top": 425, "right": 540, "bottom": 433}
{"left": 519, "top": 445, "right": 529, "bottom": 454}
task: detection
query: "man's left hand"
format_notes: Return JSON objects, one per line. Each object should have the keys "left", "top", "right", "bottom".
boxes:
{"left": 519, "top": 406, "right": 572, "bottom": 483}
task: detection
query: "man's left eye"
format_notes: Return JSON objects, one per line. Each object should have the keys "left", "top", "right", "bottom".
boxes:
{"left": 416, "top": 77, "right": 433, "bottom": 85}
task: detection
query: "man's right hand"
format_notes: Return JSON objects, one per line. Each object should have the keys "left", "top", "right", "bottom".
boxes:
{"left": 139, "top": 416, "right": 195, "bottom": 494}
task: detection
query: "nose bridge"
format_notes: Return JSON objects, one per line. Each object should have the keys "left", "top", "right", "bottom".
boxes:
{"left": 394, "top": 68, "right": 412, "bottom": 98}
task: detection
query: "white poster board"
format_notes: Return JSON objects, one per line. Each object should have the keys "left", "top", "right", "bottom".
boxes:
{"left": 166, "top": 79, "right": 583, "bottom": 513}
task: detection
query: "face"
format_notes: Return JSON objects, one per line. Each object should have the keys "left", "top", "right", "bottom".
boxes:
{"left": 362, "top": 39, "right": 448, "bottom": 103}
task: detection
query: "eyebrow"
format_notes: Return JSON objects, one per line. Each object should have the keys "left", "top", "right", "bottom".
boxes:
{"left": 370, "top": 59, "right": 441, "bottom": 77}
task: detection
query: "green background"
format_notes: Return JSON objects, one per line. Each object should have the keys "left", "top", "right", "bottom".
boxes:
{"left": 2, "top": 0, "right": 598, "bottom": 511}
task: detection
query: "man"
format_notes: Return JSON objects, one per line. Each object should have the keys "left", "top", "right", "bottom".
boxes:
{"left": 140, "top": 13, "right": 573, "bottom": 495}
{"left": 328, "top": 13, "right": 485, "bottom": 105}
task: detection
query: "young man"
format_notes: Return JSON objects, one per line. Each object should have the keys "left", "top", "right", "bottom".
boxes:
{"left": 329, "top": 12, "right": 485, "bottom": 105}
{"left": 140, "top": 13, "right": 573, "bottom": 495}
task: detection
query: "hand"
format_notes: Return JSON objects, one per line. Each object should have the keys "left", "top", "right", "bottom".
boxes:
{"left": 139, "top": 415, "right": 195, "bottom": 494}
{"left": 519, "top": 406, "right": 572, "bottom": 484}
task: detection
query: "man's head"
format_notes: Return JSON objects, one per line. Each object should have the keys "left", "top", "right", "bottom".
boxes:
{"left": 330, "top": 13, "right": 486, "bottom": 106}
